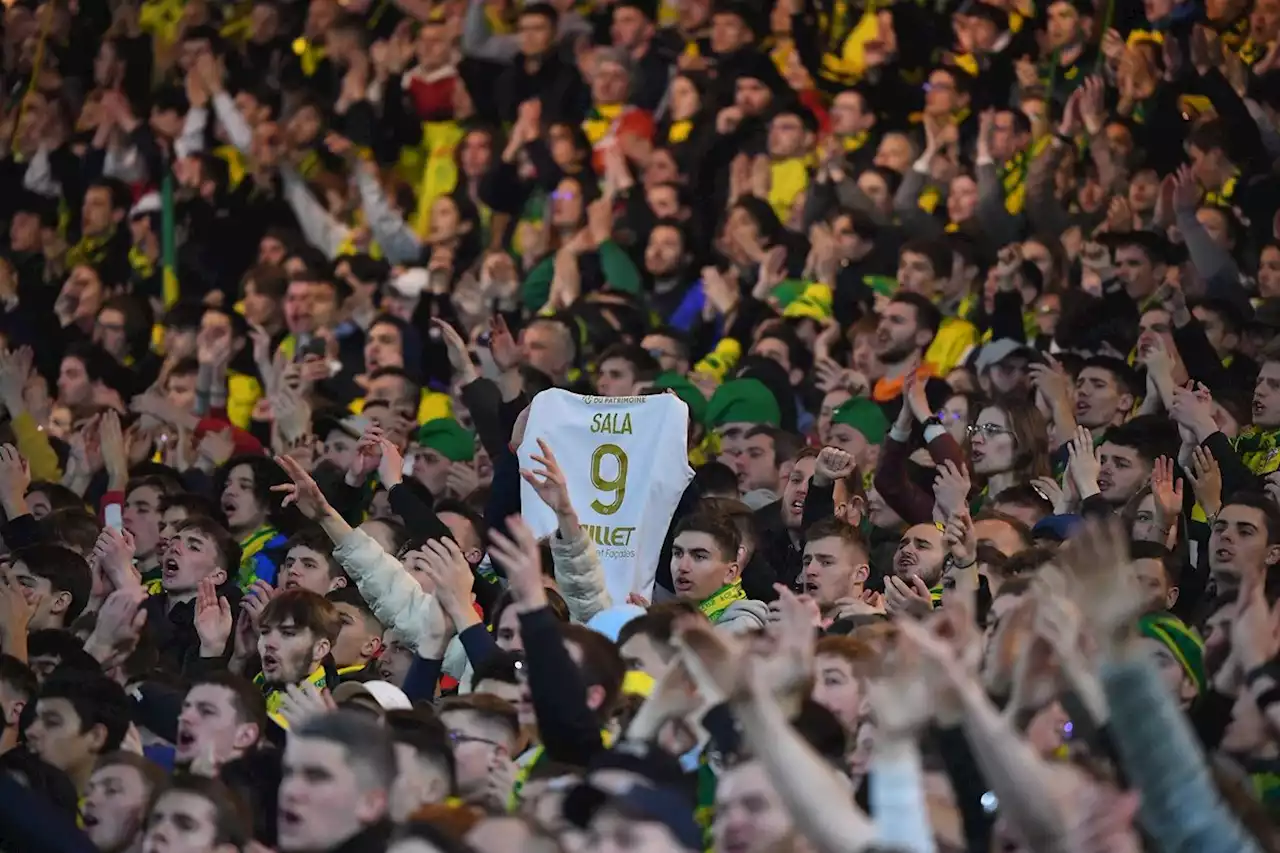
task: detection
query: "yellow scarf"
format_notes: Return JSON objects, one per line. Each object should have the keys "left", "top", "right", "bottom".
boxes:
{"left": 699, "top": 582, "right": 747, "bottom": 622}
{"left": 255, "top": 665, "right": 328, "bottom": 729}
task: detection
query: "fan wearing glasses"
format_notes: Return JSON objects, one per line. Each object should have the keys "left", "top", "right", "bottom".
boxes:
{"left": 966, "top": 398, "right": 1053, "bottom": 504}
{"left": 439, "top": 693, "right": 520, "bottom": 805}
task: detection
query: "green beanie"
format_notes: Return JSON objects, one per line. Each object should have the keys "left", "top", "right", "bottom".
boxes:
{"left": 416, "top": 417, "right": 475, "bottom": 462}
{"left": 705, "top": 378, "right": 782, "bottom": 428}
{"left": 830, "top": 398, "right": 889, "bottom": 445}
{"left": 1138, "top": 613, "right": 1205, "bottom": 694}
{"left": 653, "top": 371, "right": 708, "bottom": 425}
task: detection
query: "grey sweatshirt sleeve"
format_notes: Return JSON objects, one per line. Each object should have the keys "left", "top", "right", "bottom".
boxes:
{"left": 356, "top": 169, "right": 424, "bottom": 264}
{"left": 833, "top": 173, "right": 890, "bottom": 226}
{"left": 281, "top": 166, "right": 350, "bottom": 259}
{"left": 975, "top": 161, "right": 1020, "bottom": 249}
{"left": 893, "top": 166, "right": 943, "bottom": 238}
{"left": 210, "top": 92, "right": 254, "bottom": 154}
{"left": 1175, "top": 208, "right": 1246, "bottom": 307}
{"left": 1101, "top": 657, "right": 1262, "bottom": 853}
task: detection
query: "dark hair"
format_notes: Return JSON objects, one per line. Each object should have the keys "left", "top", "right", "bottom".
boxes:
{"left": 597, "top": 344, "right": 661, "bottom": 384}
{"left": 899, "top": 238, "right": 954, "bottom": 280}
{"left": 215, "top": 455, "right": 299, "bottom": 534}
{"left": 189, "top": 671, "right": 268, "bottom": 739}
{"left": 94, "top": 751, "right": 167, "bottom": 793}
{"left": 1129, "top": 539, "right": 1181, "bottom": 590}
{"left": 488, "top": 586, "right": 570, "bottom": 636}
{"left": 26, "top": 630, "right": 101, "bottom": 674}
{"left": 284, "top": 526, "right": 347, "bottom": 583}
{"left": 889, "top": 292, "right": 943, "bottom": 337}
{"left": 242, "top": 263, "right": 289, "bottom": 301}
{"left": 692, "top": 461, "right": 739, "bottom": 498}
{"left": 260, "top": 589, "right": 343, "bottom": 645}
{"left": 560, "top": 623, "right": 626, "bottom": 718}
{"left": 700, "top": 497, "right": 759, "bottom": 555}
{"left": 1100, "top": 414, "right": 1180, "bottom": 466}
{"left": 0, "top": 654, "right": 38, "bottom": 705}
{"left": 24, "top": 482, "right": 84, "bottom": 514}
{"left": 385, "top": 707, "right": 457, "bottom": 797}
{"left": 1080, "top": 355, "right": 1141, "bottom": 398}
{"left": 755, "top": 325, "right": 813, "bottom": 375}
{"left": 36, "top": 509, "right": 101, "bottom": 556}
{"left": 153, "top": 775, "right": 252, "bottom": 849}
{"left": 157, "top": 493, "right": 228, "bottom": 529}
{"left": 673, "top": 513, "right": 741, "bottom": 562}
{"left": 292, "top": 710, "right": 398, "bottom": 793}
{"left": 521, "top": 1, "right": 560, "bottom": 25}
{"left": 991, "top": 483, "right": 1053, "bottom": 518}
{"left": 972, "top": 510, "right": 1034, "bottom": 553}
{"left": 615, "top": 600, "right": 702, "bottom": 652}
{"left": 432, "top": 500, "right": 489, "bottom": 551}
{"left": 37, "top": 670, "right": 131, "bottom": 754}
{"left": 439, "top": 694, "right": 519, "bottom": 745}
{"left": 470, "top": 651, "right": 524, "bottom": 689}
{"left": 175, "top": 516, "right": 243, "bottom": 579}
{"left": 12, "top": 544, "right": 91, "bottom": 624}
{"left": 326, "top": 585, "right": 382, "bottom": 634}
{"left": 1218, "top": 491, "right": 1280, "bottom": 545}
{"left": 741, "top": 426, "right": 801, "bottom": 471}
{"left": 361, "top": 517, "right": 409, "bottom": 554}
{"left": 127, "top": 473, "right": 183, "bottom": 501}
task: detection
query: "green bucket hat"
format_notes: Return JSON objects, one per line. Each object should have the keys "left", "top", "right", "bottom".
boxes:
{"left": 416, "top": 417, "right": 475, "bottom": 462}
{"left": 1138, "top": 613, "right": 1205, "bottom": 694}
{"left": 653, "top": 371, "right": 708, "bottom": 425}
{"left": 830, "top": 398, "right": 889, "bottom": 445}
{"left": 705, "top": 378, "right": 782, "bottom": 428}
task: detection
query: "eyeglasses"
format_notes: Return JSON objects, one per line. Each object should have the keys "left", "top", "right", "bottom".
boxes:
{"left": 933, "top": 409, "right": 965, "bottom": 422}
{"left": 448, "top": 731, "right": 505, "bottom": 750}
{"left": 966, "top": 423, "right": 1015, "bottom": 439}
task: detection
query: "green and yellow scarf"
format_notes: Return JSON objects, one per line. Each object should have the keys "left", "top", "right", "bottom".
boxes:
{"left": 699, "top": 582, "right": 747, "bottom": 623}
{"left": 1232, "top": 427, "right": 1280, "bottom": 476}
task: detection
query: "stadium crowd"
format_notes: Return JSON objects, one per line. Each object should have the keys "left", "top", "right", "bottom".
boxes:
{"left": 3, "top": 0, "right": 1280, "bottom": 850}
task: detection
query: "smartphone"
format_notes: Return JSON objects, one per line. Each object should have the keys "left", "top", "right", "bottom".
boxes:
{"left": 297, "top": 337, "right": 327, "bottom": 361}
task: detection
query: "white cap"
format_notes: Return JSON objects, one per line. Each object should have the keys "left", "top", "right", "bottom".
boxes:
{"left": 388, "top": 268, "right": 430, "bottom": 299}
{"left": 331, "top": 680, "right": 412, "bottom": 711}
{"left": 130, "top": 192, "right": 161, "bottom": 219}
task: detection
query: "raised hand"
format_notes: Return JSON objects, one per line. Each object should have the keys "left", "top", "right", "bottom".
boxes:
{"left": 376, "top": 437, "right": 405, "bottom": 489}
{"left": 277, "top": 682, "right": 337, "bottom": 730}
{"left": 188, "top": 420, "right": 231, "bottom": 465}
{"left": 1149, "top": 456, "right": 1183, "bottom": 536}
{"left": 347, "top": 426, "right": 384, "bottom": 486}
{"left": 943, "top": 508, "right": 977, "bottom": 566}
{"left": 422, "top": 538, "right": 477, "bottom": 630}
{"left": 488, "top": 516, "right": 547, "bottom": 612}
{"left": 432, "top": 318, "right": 479, "bottom": 386}
{"left": 272, "top": 454, "right": 334, "bottom": 520}
{"left": 1188, "top": 446, "right": 1222, "bottom": 517}
{"left": 1066, "top": 425, "right": 1101, "bottom": 500}
{"left": 85, "top": 586, "right": 149, "bottom": 665}
{"left": 813, "top": 446, "right": 856, "bottom": 487}
{"left": 194, "top": 577, "right": 233, "bottom": 657}
{"left": 932, "top": 460, "right": 971, "bottom": 521}
{"left": 520, "top": 438, "right": 575, "bottom": 518}
{"left": 884, "top": 574, "right": 934, "bottom": 618}
{"left": 0, "top": 443, "right": 31, "bottom": 517}
{"left": 100, "top": 410, "right": 130, "bottom": 489}
{"left": 1056, "top": 518, "right": 1143, "bottom": 654}
{"left": 91, "top": 526, "right": 140, "bottom": 592}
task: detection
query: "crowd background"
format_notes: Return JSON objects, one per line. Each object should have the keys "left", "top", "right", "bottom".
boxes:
{"left": 2, "top": 0, "right": 1280, "bottom": 851}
